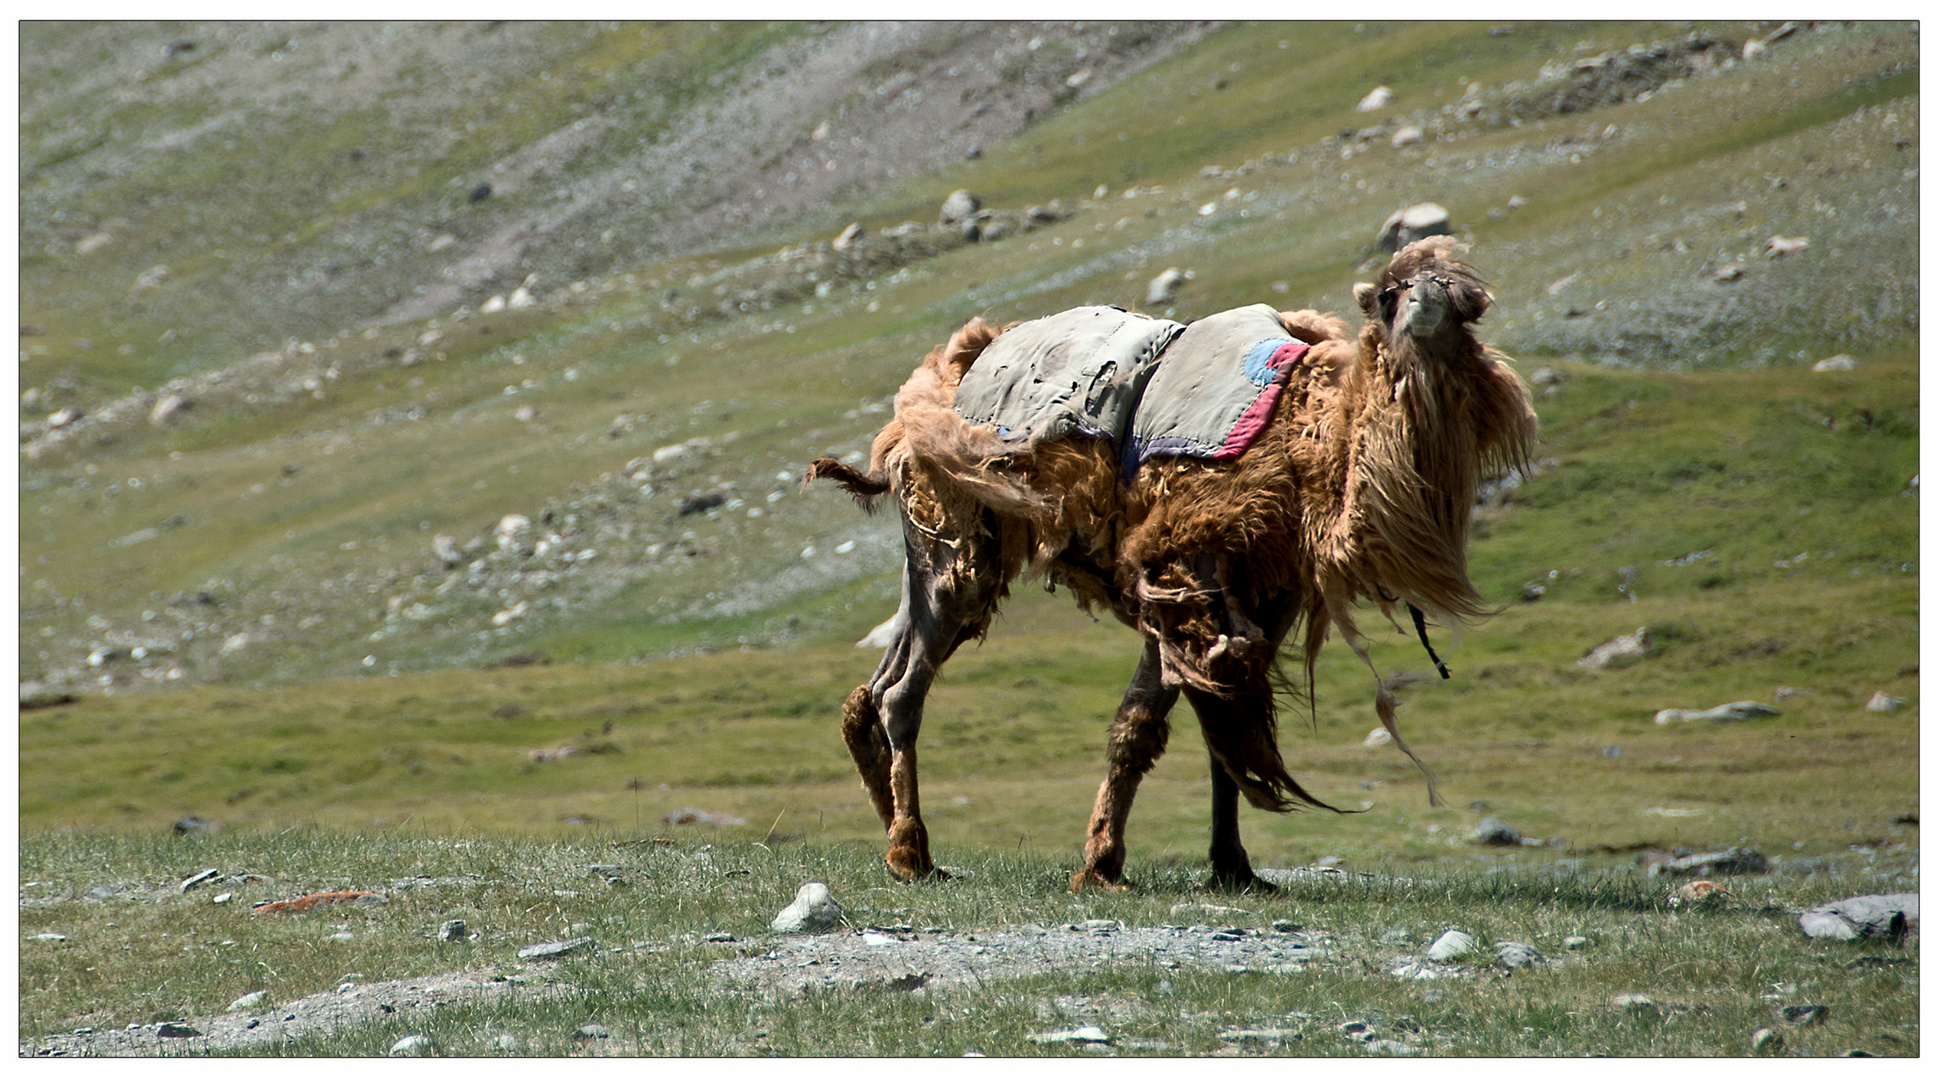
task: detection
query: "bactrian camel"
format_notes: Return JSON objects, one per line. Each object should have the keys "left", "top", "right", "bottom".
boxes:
{"left": 807, "top": 237, "right": 1536, "bottom": 890}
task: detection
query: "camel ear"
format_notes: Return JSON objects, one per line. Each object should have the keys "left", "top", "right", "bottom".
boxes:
{"left": 1353, "top": 282, "right": 1377, "bottom": 313}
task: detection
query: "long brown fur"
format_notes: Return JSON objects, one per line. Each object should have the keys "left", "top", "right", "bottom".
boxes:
{"left": 809, "top": 238, "right": 1535, "bottom": 857}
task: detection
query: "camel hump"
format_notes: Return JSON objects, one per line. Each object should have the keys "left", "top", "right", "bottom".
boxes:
{"left": 949, "top": 305, "right": 1182, "bottom": 449}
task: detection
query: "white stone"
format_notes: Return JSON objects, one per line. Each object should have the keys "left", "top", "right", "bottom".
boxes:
{"left": 770, "top": 882, "right": 844, "bottom": 934}
{"left": 1653, "top": 701, "right": 1781, "bottom": 724}
{"left": 1356, "top": 86, "right": 1394, "bottom": 112}
{"left": 227, "top": 990, "right": 266, "bottom": 1011}
{"left": 1146, "top": 267, "right": 1187, "bottom": 306}
{"left": 1812, "top": 354, "right": 1856, "bottom": 372}
{"left": 1426, "top": 929, "right": 1475, "bottom": 961}
{"left": 1362, "top": 727, "right": 1393, "bottom": 747}
{"left": 1865, "top": 692, "right": 1907, "bottom": 713}
{"left": 389, "top": 1034, "right": 432, "bottom": 1056}
{"left": 1390, "top": 126, "right": 1423, "bottom": 148}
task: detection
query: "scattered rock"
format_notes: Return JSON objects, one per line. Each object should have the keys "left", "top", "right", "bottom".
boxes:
{"left": 388, "top": 1033, "right": 431, "bottom": 1056}
{"left": 226, "top": 991, "right": 267, "bottom": 1012}
{"left": 1376, "top": 202, "right": 1451, "bottom": 253}
{"left": 771, "top": 882, "right": 844, "bottom": 934}
{"left": 1611, "top": 994, "right": 1657, "bottom": 1010}
{"left": 1774, "top": 686, "right": 1813, "bottom": 701}
{"left": 1355, "top": 86, "right": 1393, "bottom": 112}
{"left": 1362, "top": 727, "right": 1393, "bottom": 747}
{"left": 1028, "top": 1025, "right": 1111, "bottom": 1045}
{"left": 1367, "top": 1039, "right": 1419, "bottom": 1055}
{"left": 1763, "top": 234, "right": 1809, "bottom": 258}
{"left": 662, "top": 807, "right": 746, "bottom": 826}
{"left": 1146, "top": 267, "right": 1187, "bottom": 306}
{"left": 157, "top": 1023, "right": 201, "bottom": 1039}
{"left": 517, "top": 937, "right": 594, "bottom": 960}
{"left": 1710, "top": 263, "right": 1745, "bottom": 282}
{"left": 677, "top": 490, "right": 728, "bottom": 516}
{"left": 1578, "top": 627, "right": 1648, "bottom": 668}
{"left": 1649, "top": 848, "right": 1770, "bottom": 878}
{"left": 1496, "top": 941, "right": 1542, "bottom": 969}
{"left": 572, "top": 1023, "right": 610, "bottom": 1039}
{"left": 1653, "top": 701, "right": 1780, "bottom": 725}
{"left": 148, "top": 394, "right": 187, "bottom": 425}
{"left": 527, "top": 745, "right": 581, "bottom": 762}
{"left": 469, "top": 183, "right": 493, "bottom": 204}
{"left": 433, "top": 534, "right": 462, "bottom": 567}
{"left": 1751, "top": 1027, "right": 1785, "bottom": 1055}
{"left": 938, "top": 190, "right": 982, "bottom": 224}
{"left": 1811, "top": 354, "right": 1857, "bottom": 372}
{"left": 20, "top": 681, "right": 77, "bottom": 709}
{"left": 1562, "top": 935, "right": 1590, "bottom": 950}
{"left": 1064, "top": 68, "right": 1093, "bottom": 89}
{"left": 832, "top": 223, "right": 863, "bottom": 251}
{"left": 1782, "top": 1005, "right": 1827, "bottom": 1025}
{"left": 1864, "top": 691, "right": 1907, "bottom": 713}
{"left": 178, "top": 868, "right": 222, "bottom": 892}
{"left": 86, "top": 885, "right": 126, "bottom": 900}
{"left": 1426, "top": 929, "right": 1475, "bottom": 961}
{"left": 1474, "top": 818, "right": 1521, "bottom": 846}
{"left": 1668, "top": 880, "right": 1733, "bottom": 908}
{"left": 1798, "top": 893, "right": 1917, "bottom": 943}
{"left": 1219, "top": 1028, "right": 1301, "bottom": 1045}
{"left": 491, "top": 601, "right": 529, "bottom": 627}
{"left": 438, "top": 920, "right": 468, "bottom": 942}
{"left": 1390, "top": 126, "right": 1423, "bottom": 148}
{"left": 856, "top": 616, "right": 899, "bottom": 649}
{"left": 47, "top": 407, "right": 80, "bottom": 429}
{"left": 212, "top": 892, "right": 233, "bottom": 904}
{"left": 479, "top": 295, "right": 506, "bottom": 314}
{"left": 34, "top": 932, "right": 68, "bottom": 942}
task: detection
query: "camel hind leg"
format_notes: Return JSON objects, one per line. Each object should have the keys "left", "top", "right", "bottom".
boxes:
{"left": 1071, "top": 639, "right": 1178, "bottom": 891}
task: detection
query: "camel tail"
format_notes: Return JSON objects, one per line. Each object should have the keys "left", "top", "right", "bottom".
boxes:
{"left": 804, "top": 456, "right": 891, "bottom": 512}
{"left": 1192, "top": 685, "right": 1345, "bottom": 815}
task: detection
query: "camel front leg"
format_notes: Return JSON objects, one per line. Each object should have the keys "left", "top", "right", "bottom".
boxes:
{"left": 1071, "top": 639, "right": 1178, "bottom": 891}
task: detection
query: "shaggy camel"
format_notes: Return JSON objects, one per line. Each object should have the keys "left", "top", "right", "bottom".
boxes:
{"left": 807, "top": 237, "right": 1536, "bottom": 890}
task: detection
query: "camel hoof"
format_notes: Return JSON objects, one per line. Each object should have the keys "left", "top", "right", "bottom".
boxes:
{"left": 886, "top": 848, "right": 950, "bottom": 882}
{"left": 1069, "top": 869, "right": 1129, "bottom": 893}
{"left": 1207, "top": 871, "right": 1279, "bottom": 895}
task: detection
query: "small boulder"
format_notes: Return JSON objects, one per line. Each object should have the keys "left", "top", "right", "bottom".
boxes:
{"left": 433, "top": 534, "right": 462, "bottom": 567}
{"left": 1864, "top": 691, "right": 1906, "bottom": 713}
{"left": 1762, "top": 234, "right": 1809, "bottom": 258}
{"left": 833, "top": 223, "right": 864, "bottom": 251}
{"left": 1376, "top": 202, "right": 1451, "bottom": 253}
{"left": 1362, "top": 727, "right": 1393, "bottom": 747}
{"left": 1028, "top": 1025, "right": 1111, "bottom": 1045}
{"left": 1612, "top": 994, "right": 1657, "bottom": 1011}
{"left": 1146, "top": 267, "right": 1188, "bottom": 306}
{"left": 149, "top": 394, "right": 187, "bottom": 425}
{"left": 157, "top": 1022, "right": 202, "bottom": 1038}
{"left": 1811, "top": 354, "right": 1857, "bottom": 372}
{"left": 1648, "top": 848, "right": 1770, "bottom": 878}
{"left": 771, "top": 882, "right": 844, "bottom": 934}
{"left": 20, "top": 681, "right": 77, "bottom": 709}
{"left": 389, "top": 1034, "right": 432, "bottom": 1056}
{"left": 1474, "top": 818, "right": 1521, "bottom": 846}
{"left": 856, "top": 616, "right": 899, "bottom": 649}
{"left": 1355, "top": 86, "right": 1394, "bottom": 112}
{"left": 517, "top": 936, "right": 594, "bottom": 959}
{"left": 572, "top": 1023, "right": 610, "bottom": 1039}
{"left": 1563, "top": 935, "right": 1590, "bottom": 950}
{"left": 1782, "top": 1005, "right": 1828, "bottom": 1025}
{"left": 1496, "top": 941, "right": 1542, "bottom": 969}
{"left": 1752, "top": 1027, "right": 1785, "bottom": 1055}
{"left": 1390, "top": 126, "right": 1423, "bottom": 148}
{"left": 1426, "top": 929, "right": 1475, "bottom": 961}
{"left": 227, "top": 991, "right": 267, "bottom": 1012}
{"left": 1578, "top": 627, "right": 1648, "bottom": 668}
{"left": 1653, "top": 701, "right": 1780, "bottom": 725}
{"left": 939, "top": 190, "right": 982, "bottom": 225}
{"left": 1798, "top": 893, "right": 1917, "bottom": 943}
{"left": 438, "top": 919, "right": 468, "bottom": 942}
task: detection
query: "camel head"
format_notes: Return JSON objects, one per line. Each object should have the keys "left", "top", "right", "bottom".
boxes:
{"left": 1353, "top": 236, "right": 1491, "bottom": 348}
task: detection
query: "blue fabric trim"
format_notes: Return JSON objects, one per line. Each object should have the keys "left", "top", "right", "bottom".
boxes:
{"left": 1242, "top": 338, "right": 1290, "bottom": 388}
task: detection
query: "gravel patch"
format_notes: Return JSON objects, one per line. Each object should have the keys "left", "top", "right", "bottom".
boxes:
{"left": 20, "top": 968, "right": 564, "bottom": 1058}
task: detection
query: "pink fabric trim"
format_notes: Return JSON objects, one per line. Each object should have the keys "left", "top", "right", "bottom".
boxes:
{"left": 1211, "top": 342, "right": 1308, "bottom": 460}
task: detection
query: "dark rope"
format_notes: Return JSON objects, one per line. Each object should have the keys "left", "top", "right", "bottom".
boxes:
{"left": 1408, "top": 603, "right": 1451, "bottom": 680}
